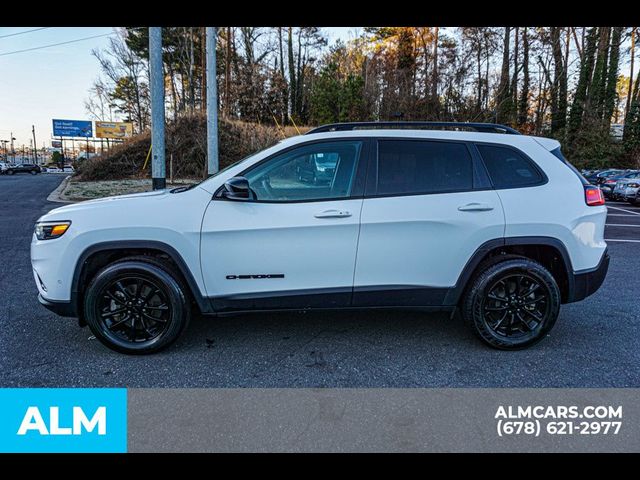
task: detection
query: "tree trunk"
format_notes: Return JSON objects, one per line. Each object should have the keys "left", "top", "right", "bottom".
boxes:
{"left": 604, "top": 27, "right": 622, "bottom": 126}
{"left": 224, "top": 27, "right": 231, "bottom": 117}
{"left": 626, "top": 28, "right": 636, "bottom": 119}
{"left": 589, "top": 27, "right": 611, "bottom": 119}
{"left": 550, "top": 27, "right": 567, "bottom": 134}
{"left": 287, "top": 27, "right": 296, "bottom": 119}
{"left": 495, "top": 27, "right": 511, "bottom": 123}
{"left": 511, "top": 26, "right": 519, "bottom": 117}
{"left": 568, "top": 27, "right": 599, "bottom": 142}
{"left": 518, "top": 27, "right": 530, "bottom": 127}
{"left": 431, "top": 26, "right": 439, "bottom": 101}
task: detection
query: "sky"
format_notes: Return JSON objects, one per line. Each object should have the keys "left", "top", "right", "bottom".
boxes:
{"left": 0, "top": 27, "right": 356, "bottom": 148}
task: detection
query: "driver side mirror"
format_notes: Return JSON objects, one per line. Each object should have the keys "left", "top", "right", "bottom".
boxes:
{"left": 221, "top": 176, "right": 255, "bottom": 201}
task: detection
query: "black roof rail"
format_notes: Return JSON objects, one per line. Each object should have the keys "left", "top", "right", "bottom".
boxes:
{"left": 305, "top": 121, "right": 521, "bottom": 135}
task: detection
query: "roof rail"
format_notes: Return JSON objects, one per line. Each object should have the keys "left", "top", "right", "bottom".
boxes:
{"left": 305, "top": 121, "right": 521, "bottom": 135}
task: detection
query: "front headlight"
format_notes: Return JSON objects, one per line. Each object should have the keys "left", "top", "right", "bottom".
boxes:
{"left": 35, "top": 221, "right": 71, "bottom": 240}
{"left": 627, "top": 183, "right": 640, "bottom": 188}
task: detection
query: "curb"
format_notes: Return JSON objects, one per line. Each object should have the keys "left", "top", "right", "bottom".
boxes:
{"left": 46, "top": 175, "right": 77, "bottom": 204}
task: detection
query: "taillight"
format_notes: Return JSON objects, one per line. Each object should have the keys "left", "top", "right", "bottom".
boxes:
{"left": 585, "top": 185, "right": 605, "bottom": 206}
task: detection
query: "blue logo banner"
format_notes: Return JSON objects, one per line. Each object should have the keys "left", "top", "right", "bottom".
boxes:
{"left": 52, "top": 119, "right": 93, "bottom": 138}
{"left": 0, "top": 389, "right": 127, "bottom": 453}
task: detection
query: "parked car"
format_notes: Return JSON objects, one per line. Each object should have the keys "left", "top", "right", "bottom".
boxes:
{"left": 623, "top": 180, "right": 640, "bottom": 205}
{"left": 584, "top": 169, "right": 624, "bottom": 186}
{"left": 32, "top": 121, "right": 609, "bottom": 354}
{"left": 5, "top": 163, "right": 41, "bottom": 175}
{"left": 0, "top": 162, "right": 8, "bottom": 174}
{"left": 611, "top": 171, "right": 640, "bottom": 200}
{"left": 296, "top": 152, "right": 337, "bottom": 184}
{"left": 601, "top": 171, "right": 640, "bottom": 199}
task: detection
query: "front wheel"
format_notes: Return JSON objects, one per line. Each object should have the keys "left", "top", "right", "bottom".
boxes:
{"left": 7, "top": 170, "right": 14, "bottom": 175}
{"left": 30, "top": 170, "right": 37, "bottom": 175}
{"left": 83, "top": 257, "right": 190, "bottom": 354}
{"left": 462, "top": 257, "right": 561, "bottom": 350}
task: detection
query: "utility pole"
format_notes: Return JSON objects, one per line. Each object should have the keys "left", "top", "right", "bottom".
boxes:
{"left": 32, "top": 125, "right": 38, "bottom": 164}
{"left": 206, "top": 26, "right": 219, "bottom": 175}
{"left": 149, "top": 27, "right": 166, "bottom": 190}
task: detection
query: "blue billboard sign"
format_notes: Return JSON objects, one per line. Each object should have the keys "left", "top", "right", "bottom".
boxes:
{"left": 52, "top": 119, "right": 93, "bottom": 138}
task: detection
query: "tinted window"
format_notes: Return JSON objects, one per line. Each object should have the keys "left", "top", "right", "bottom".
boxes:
{"left": 244, "top": 141, "right": 362, "bottom": 202}
{"left": 477, "top": 145, "right": 543, "bottom": 188}
{"left": 376, "top": 140, "right": 473, "bottom": 195}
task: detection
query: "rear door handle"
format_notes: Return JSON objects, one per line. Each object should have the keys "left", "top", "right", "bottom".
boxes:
{"left": 458, "top": 202, "right": 494, "bottom": 212}
{"left": 314, "top": 209, "right": 352, "bottom": 218}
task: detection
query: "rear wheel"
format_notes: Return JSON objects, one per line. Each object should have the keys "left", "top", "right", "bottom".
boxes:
{"left": 462, "top": 257, "right": 561, "bottom": 350}
{"left": 83, "top": 257, "right": 190, "bottom": 354}
{"left": 30, "top": 170, "right": 37, "bottom": 175}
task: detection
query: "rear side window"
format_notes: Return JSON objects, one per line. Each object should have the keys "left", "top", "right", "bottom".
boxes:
{"left": 477, "top": 144, "right": 544, "bottom": 188}
{"left": 376, "top": 140, "right": 473, "bottom": 195}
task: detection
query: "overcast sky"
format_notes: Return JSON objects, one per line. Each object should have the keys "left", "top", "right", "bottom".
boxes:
{"left": 0, "top": 27, "right": 357, "bottom": 147}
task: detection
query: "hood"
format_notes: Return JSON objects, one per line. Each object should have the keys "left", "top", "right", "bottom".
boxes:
{"left": 43, "top": 189, "right": 170, "bottom": 218}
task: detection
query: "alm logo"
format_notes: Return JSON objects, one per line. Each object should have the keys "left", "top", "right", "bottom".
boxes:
{"left": 0, "top": 388, "right": 127, "bottom": 453}
{"left": 17, "top": 406, "right": 107, "bottom": 436}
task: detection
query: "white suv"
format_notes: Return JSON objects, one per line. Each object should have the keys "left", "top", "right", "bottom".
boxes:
{"left": 31, "top": 122, "right": 609, "bottom": 354}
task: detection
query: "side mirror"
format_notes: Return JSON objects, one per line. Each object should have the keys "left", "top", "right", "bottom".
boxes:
{"left": 221, "top": 176, "right": 255, "bottom": 201}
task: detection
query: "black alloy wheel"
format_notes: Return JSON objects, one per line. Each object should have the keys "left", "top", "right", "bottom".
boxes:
{"left": 482, "top": 273, "right": 549, "bottom": 339}
{"left": 84, "top": 257, "right": 190, "bottom": 354}
{"left": 97, "top": 276, "right": 171, "bottom": 344}
{"left": 462, "top": 257, "right": 561, "bottom": 350}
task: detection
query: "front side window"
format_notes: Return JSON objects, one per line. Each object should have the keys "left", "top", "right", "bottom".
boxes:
{"left": 477, "top": 144, "right": 544, "bottom": 188}
{"left": 376, "top": 140, "right": 474, "bottom": 195}
{"left": 244, "top": 141, "right": 362, "bottom": 202}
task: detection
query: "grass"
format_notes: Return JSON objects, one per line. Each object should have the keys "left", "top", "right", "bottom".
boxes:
{"left": 61, "top": 178, "right": 196, "bottom": 201}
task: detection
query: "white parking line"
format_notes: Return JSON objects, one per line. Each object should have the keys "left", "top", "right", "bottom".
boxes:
{"left": 608, "top": 205, "right": 640, "bottom": 215}
{"left": 606, "top": 223, "right": 640, "bottom": 227}
{"left": 605, "top": 238, "right": 640, "bottom": 243}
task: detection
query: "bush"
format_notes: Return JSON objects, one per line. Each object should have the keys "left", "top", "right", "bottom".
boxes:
{"left": 77, "top": 115, "right": 306, "bottom": 181}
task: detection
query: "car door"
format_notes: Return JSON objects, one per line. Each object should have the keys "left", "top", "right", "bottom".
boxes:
{"left": 353, "top": 138, "right": 505, "bottom": 307}
{"left": 200, "top": 139, "right": 369, "bottom": 312}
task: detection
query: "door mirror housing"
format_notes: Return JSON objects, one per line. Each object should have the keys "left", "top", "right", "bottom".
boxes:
{"left": 221, "top": 176, "right": 255, "bottom": 201}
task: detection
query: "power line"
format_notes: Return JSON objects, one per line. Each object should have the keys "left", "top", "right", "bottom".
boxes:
{"left": 0, "top": 33, "right": 114, "bottom": 57}
{"left": 0, "top": 27, "right": 50, "bottom": 39}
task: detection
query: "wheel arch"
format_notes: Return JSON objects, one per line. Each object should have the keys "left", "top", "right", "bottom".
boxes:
{"left": 445, "top": 236, "right": 575, "bottom": 306}
{"left": 71, "top": 240, "right": 212, "bottom": 321}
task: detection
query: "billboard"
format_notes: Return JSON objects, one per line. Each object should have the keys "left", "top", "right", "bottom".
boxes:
{"left": 52, "top": 119, "right": 93, "bottom": 138}
{"left": 95, "top": 121, "right": 133, "bottom": 139}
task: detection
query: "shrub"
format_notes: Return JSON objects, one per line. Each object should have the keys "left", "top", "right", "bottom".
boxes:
{"left": 77, "top": 115, "right": 306, "bottom": 181}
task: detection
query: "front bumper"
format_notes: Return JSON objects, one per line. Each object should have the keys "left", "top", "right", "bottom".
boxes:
{"left": 566, "top": 248, "right": 609, "bottom": 303}
{"left": 38, "top": 294, "right": 76, "bottom": 318}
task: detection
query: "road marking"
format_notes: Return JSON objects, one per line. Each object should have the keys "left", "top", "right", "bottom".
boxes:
{"left": 605, "top": 238, "right": 640, "bottom": 243}
{"left": 608, "top": 205, "right": 640, "bottom": 215}
{"left": 606, "top": 223, "right": 640, "bottom": 227}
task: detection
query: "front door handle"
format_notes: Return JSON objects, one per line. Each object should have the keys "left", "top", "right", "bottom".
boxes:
{"left": 458, "top": 202, "right": 494, "bottom": 212}
{"left": 314, "top": 209, "right": 352, "bottom": 218}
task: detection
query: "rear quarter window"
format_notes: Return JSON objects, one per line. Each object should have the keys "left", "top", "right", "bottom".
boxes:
{"left": 476, "top": 144, "right": 545, "bottom": 189}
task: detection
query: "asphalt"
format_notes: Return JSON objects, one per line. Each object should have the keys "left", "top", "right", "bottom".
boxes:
{"left": 1, "top": 174, "right": 639, "bottom": 388}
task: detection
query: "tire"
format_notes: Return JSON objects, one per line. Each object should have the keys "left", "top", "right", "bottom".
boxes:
{"left": 83, "top": 256, "right": 191, "bottom": 354}
{"left": 7, "top": 170, "right": 14, "bottom": 175}
{"left": 30, "top": 170, "right": 37, "bottom": 175}
{"left": 462, "top": 257, "right": 561, "bottom": 350}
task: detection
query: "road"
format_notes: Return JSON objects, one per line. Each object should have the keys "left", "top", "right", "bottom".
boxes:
{"left": 1, "top": 174, "right": 639, "bottom": 387}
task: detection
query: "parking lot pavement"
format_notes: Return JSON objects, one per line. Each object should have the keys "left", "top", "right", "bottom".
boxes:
{"left": 1, "top": 175, "right": 639, "bottom": 388}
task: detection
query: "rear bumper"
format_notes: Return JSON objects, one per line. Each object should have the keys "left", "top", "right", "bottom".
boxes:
{"left": 38, "top": 294, "right": 77, "bottom": 318}
{"left": 566, "top": 248, "right": 609, "bottom": 303}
